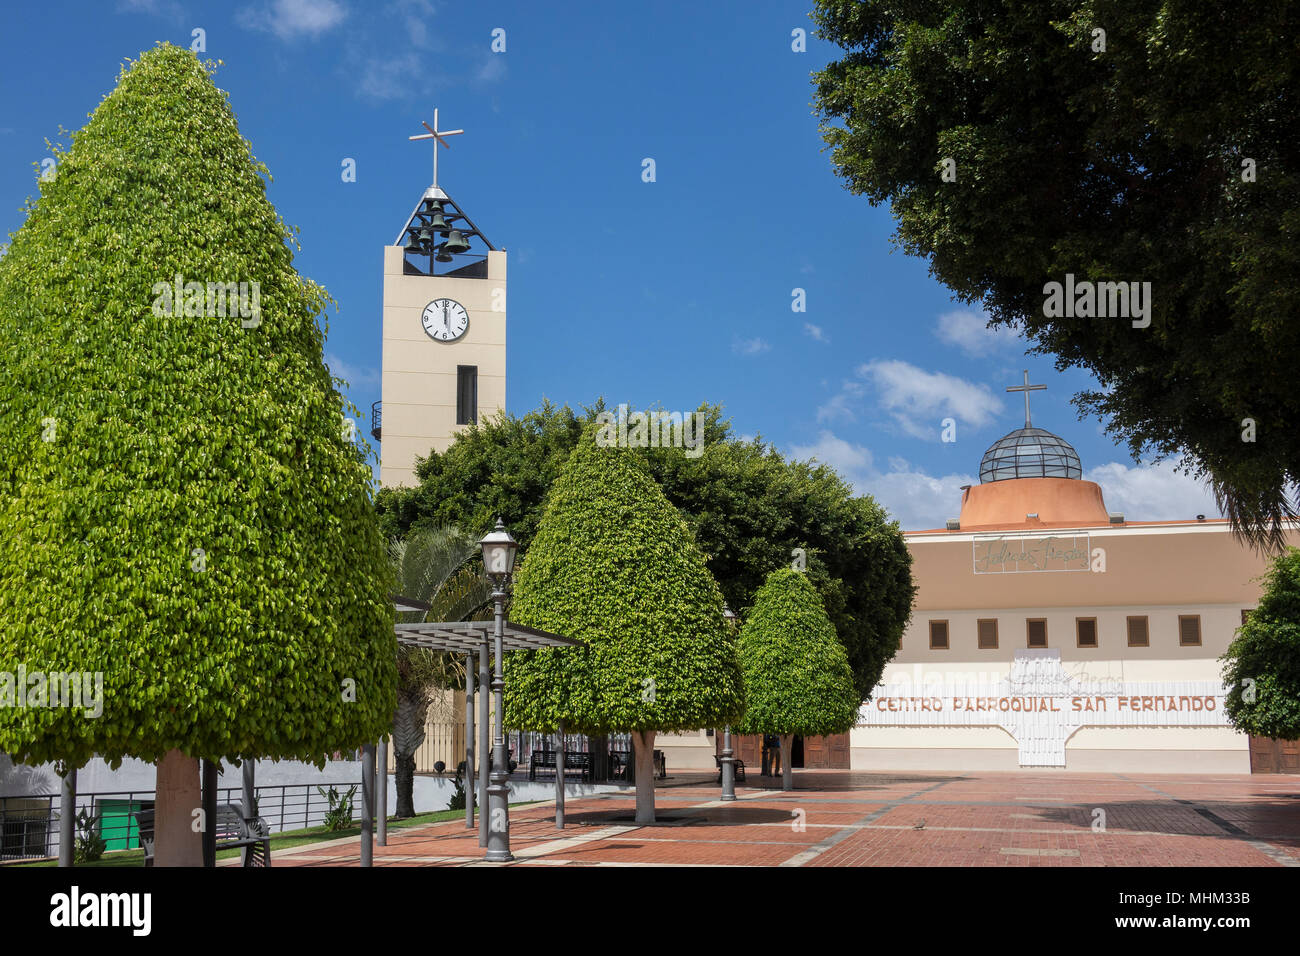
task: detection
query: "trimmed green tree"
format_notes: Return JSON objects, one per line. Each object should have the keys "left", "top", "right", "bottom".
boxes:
{"left": 0, "top": 45, "right": 396, "bottom": 865}
{"left": 734, "top": 568, "right": 860, "bottom": 791}
{"left": 504, "top": 429, "right": 744, "bottom": 823}
{"left": 1221, "top": 548, "right": 1300, "bottom": 740}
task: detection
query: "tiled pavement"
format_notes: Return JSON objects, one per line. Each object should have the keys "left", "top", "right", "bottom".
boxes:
{"left": 265, "top": 769, "right": 1300, "bottom": 867}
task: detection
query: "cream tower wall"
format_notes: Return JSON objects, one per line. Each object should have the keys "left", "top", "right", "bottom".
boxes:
{"left": 380, "top": 246, "right": 507, "bottom": 488}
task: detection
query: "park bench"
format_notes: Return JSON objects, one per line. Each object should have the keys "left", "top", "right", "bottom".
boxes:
{"left": 610, "top": 749, "right": 668, "bottom": 780}
{"left": 133, "top": 803, "right": 272, "bottom": 867}
{"left": 713, "top": 753, "right": 746, "bottom": 782}
{"left": 528, "top": 750, "right": 591, "bottom": 782}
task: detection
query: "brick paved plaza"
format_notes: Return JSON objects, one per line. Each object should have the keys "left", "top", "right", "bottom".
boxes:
{"left": 262, "top": 769, "right": 1300, "bottom": 867}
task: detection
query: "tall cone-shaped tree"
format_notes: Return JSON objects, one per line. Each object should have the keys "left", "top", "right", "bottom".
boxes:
{"left": 734, "top": 568, "right": 860, "bottom": 791}
{"left": 505, "top": 429, "right": 744, "bottom": 823}
{"left": 0, "top": 45, "right": 397, "bottom": 865}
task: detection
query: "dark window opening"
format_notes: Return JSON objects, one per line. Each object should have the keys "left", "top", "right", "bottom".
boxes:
{"left": 456, "top": 365, "right": 478, "bottom": 425}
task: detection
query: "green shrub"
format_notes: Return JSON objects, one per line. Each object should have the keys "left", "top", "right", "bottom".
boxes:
{"left": 73, "top": 807, "right": 106, "bottom": 863}
{"left": 317, "top": 785, "right": 357, "bottom": 831}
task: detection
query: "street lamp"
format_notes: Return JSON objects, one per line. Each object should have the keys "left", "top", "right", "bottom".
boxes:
{"left": 480, "top": 518, "right": 519, "bottom": 862}
{"left": 720, "top": 604, "right": 739, "bottom": 802}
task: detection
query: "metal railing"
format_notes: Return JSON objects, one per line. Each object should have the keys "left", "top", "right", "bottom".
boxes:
{"left": 370, "top": 400, "right": 381, "bottom": 441}
{"left": 0, "top": 781, "right": 367, "bottom": 863}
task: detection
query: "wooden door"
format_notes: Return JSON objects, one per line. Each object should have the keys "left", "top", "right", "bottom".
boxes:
{"left": 1250, "top": 736, "right": 1300, "bottom": 773}
{"left": 800, "top": 733, "right": 851, "bottom": 769}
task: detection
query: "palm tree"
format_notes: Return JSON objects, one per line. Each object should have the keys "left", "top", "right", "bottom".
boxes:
{"left": 389, "top": 526, "right": 494, "bottom": 818}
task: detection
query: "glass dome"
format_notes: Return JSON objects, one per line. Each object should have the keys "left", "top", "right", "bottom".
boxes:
{"left": 979, "top": 426, "right": 1082, "bottom": 483}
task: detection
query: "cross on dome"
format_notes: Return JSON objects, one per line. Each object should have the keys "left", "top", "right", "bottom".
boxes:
{"left": 1006, "top": 370, "right": 1047, "bottom": 428}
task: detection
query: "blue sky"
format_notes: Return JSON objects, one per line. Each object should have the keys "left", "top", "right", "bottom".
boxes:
{"left": 0, "top": 0, "right": 1220, "bottom": 529}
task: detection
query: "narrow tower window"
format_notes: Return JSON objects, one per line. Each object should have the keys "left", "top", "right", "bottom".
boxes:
{"left": 456, "top": 365, "right": 478, "bottom": 425}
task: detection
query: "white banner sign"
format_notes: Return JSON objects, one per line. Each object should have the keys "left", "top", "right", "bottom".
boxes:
{"left": 858, "top": 651, "right": 1229, "bottom": 767}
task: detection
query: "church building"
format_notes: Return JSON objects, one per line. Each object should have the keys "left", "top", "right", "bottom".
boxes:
{"left": 853, "top": 374, "right": 1299, "bottom": 774}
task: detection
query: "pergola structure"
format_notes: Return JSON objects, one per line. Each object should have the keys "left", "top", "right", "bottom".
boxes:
{"left": 355, "top": 611, "right": 581, "bottom": 865}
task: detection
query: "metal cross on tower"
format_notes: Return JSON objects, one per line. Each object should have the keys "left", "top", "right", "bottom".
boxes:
{"left": 408, "top": 108, "right": 464, "bottom": 189}
{"left": 1006, "top": 370, "right": 1047, "bottom": 428}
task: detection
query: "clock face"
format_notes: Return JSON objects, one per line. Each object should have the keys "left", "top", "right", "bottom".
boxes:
{"left": 421, "top": 298, "right": 469, "bottom": 342}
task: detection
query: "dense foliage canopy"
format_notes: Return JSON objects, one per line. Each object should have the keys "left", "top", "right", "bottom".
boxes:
{"left": 503, "top": 429, "right": 744, "bottom": 735}
{"left": 0, "top": 45, "right": 396, "bottom": 769}
{"left": 811, "top": 0, "right": 1300, "bottom": 548}
{"left": 377, "top": 400, "right": 915, "bottom": 699}
{"left": 733, "top": 569, "right": 860, "bottom": 738}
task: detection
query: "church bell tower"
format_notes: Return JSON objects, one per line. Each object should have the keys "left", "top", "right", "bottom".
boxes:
{"left": 376, "top": 111, "right": 506, "bottom": 487}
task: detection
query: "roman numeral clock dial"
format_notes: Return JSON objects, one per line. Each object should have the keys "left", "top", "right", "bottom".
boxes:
{"left": 421, "top": 298, "right": 469, "bottom": 342}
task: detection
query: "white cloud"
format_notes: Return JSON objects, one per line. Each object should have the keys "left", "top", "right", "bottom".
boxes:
{"left": 790, "top": 429, "right": 1224, "bottom": 531}
{"left": 732, "top": 336, "right": 770, "bottom": 357}
{"left": 816, "top": 380, "right": 865, "bottom": 424}
{"left": 475, "top": 55, "right": 508, "bottom": 84}
{"left": 790, "top": 430, "right": 875, "bottom": 477}
{"left": 1084, "top": 459, "right": 1220, "bottom": 520}
{"left": 789, "top": 430, "right": 974, "bottom": 530}
{"left": 237, "top": 0, "right": 348, "bottom": 40}
{"left": 859, "top": 359, "right": 1003, "bottom": 439}
{"left": 355, "top": 51, "right": 422, "bottom": 100}
{"left": 934, "top": 309, "right": 1022, "bottom": 357}
{"left": 116, "top": 0, "right": 182, "bottom": 14}
{"left": 390, "top": 0, "right": 435, "bottom": 48}
{"left": 324, "top": 352, "right": 379, "bottom": 389}
{"left": 803, "top": 322, "right": 829, "bottom": 343}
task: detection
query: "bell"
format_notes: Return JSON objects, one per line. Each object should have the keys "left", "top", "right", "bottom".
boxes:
{"left": 418, "top": 225, "right": 434, "bottom": 246}
{"left": 435, "top": 246, "right": 454, "bottom": 262}
{"left": 443, "top": 229, "right": 471, "bottom": 255}
{"left": 428, "top": 211, "right": 451, "bottom": 235}
{"left": 404, "top": 231, "right": 422, "bottom": 252}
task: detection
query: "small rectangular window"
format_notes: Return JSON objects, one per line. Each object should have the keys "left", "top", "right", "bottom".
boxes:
{"left": 977, "top": 619, "right": 998, "bottom": 649}
{"left": 1127, "top": 616, "right": 1149, "bottom": 647}
{"left": 456, "top": 365, "right": 478, "bottom": 425}
{"left": 1076, "top": 618, "right": 1098, "bottom": 648}
{"left": 1026, "top": 618, "right": 1047, "bottom": 648}
{"left": 1179, "top": 615, "right": 1202, "bottom": 647}
{"left": 928, "top": 620, "right": 949, "bottom": 650}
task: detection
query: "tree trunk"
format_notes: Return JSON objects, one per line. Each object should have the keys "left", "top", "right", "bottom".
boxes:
{"left": 394, "top": 754, "right": 416, "bottom": 818}
{"left": 631, "top": 730, "right": 656, "bottom": 824}
{"left": 154, "top": 749, "right": 203, "bottom": 866}
{"left": 781, "top": 735, "right": 793, "bottom": 792}
{"left": 391, "top": 690, "right": 428, "bottom": 821}
{"left": 589, "top": 734, "right": 610, "bottom": 781}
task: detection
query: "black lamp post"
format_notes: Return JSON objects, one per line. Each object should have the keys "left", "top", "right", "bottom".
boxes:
{"left": 721, "top": 605, "right": 739, "bottom": 802}
{"left": 480, "top": 518, "right": 519, "bottom": 862}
